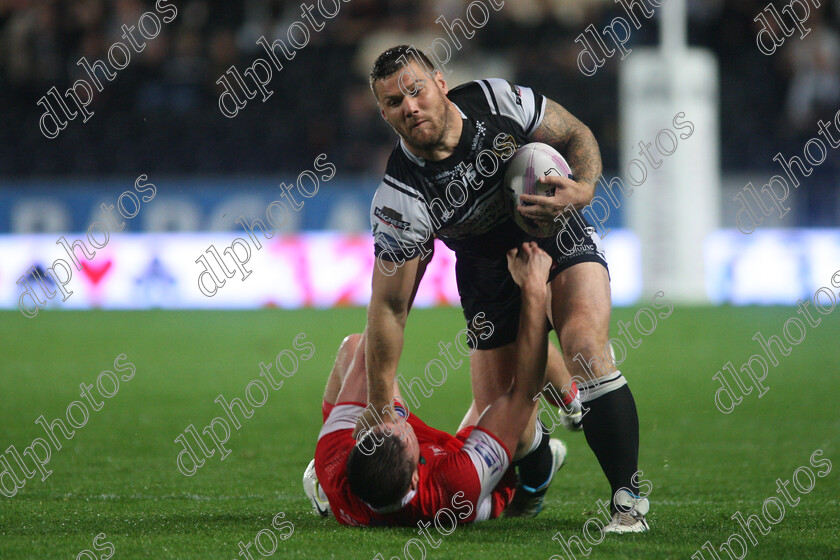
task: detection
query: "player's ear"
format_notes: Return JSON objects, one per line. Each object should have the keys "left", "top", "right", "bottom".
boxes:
{"left": 409, "top": 468, "right": 420, "bottom": 492}
{"left": 434, "top": 71, "right": 448, "bottom": 95}
{"left": 372, "top": 81, "right": 387, "bottom": 120}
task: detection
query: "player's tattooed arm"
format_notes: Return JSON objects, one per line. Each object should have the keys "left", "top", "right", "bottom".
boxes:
{"left": 531, "top": 98, "right": 602, "bottom": 186}
{"left": 521, "top": 98, "right": 602, "bottom": 224}
{"left": 530, "top": 98, "right": 601, "bottom": 200}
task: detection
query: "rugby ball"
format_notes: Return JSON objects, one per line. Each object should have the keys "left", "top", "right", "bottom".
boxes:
{"left": 504, "top": 142, "right": 573, "bottom": 237}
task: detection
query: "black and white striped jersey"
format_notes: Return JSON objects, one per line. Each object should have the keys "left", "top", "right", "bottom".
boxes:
{"left": 371, "top": 78, "right": 547, "bottom": 262}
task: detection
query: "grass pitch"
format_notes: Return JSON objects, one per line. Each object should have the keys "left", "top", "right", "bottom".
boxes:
{"left": 0, "top": 307, "right": 838, "bottom": 559}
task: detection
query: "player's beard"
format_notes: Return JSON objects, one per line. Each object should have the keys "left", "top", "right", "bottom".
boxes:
{"left": 403, "top": 97, "right": 450, "bottom": 152}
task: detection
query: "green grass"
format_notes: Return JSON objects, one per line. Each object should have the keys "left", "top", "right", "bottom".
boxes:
{"left": 0, "top": 307, "right": 838, "bottom": 559}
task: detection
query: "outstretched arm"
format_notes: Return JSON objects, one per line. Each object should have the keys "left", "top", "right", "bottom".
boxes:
{"left": 519, "top": 98, "right": 603, "bottom": 225}
{"left": 365, "top": 256, "right": 421, "bottom": 410}
{"left": 358, "top": 240, "right": 433, "bottom": 435}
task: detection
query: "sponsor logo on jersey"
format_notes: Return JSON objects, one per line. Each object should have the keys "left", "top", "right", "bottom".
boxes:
{"left": 470, "top": 120, "right": 487, "bottom": 153}
{"left": 375, "top": 206, "right": 410, "bottom": 230}
{"left": 559, "top": 242, "right": 597, "bottom": 259}
{"left": 474, "top": 439, "right": 503, "bottom": 473}
{"left": 512, "top": 84, "right": 523, "bottom": 106}
{"left": 373, "top": 230, "right": 403, "bottom": 253}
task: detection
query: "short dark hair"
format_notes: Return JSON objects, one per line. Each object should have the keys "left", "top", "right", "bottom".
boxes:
{"left": 346, "top": 429, "right": 415, "bottom": 508}
{"left": 369, "top": 45, "right": 436, "bottom": 94}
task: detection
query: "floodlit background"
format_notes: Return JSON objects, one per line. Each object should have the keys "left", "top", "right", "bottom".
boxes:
{"left": 1, "top": 0, "right": 838, "bottom": 308}
{"left": 1, "top": 2, "right": 839, "bottom": 559}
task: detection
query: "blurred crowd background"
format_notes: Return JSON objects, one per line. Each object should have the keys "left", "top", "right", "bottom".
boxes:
{"left": 1, "top": 0, "right": 839, "bottom": 225}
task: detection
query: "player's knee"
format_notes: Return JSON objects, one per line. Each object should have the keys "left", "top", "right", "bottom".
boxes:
{"left": 339, "top": 333, "right": 363, "bottom": 353}
{"left": 337, "top": 333, "right": 363, "bottom": 363}
{"left": 563, "top": 330, "right": 611, "bottom": 378}
{"left": 474, "top": 375, "right": 513, "bottom": 412}
{"left": 330, "top": 334, "right": 363, "bottom": 386}
{"left": 562, "top": 327, "right": 603, "bottom": 360}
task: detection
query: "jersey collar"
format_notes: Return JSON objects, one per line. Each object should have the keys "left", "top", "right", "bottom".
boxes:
{"left": 399, "top": 138, "right": 426, "bottom": 167}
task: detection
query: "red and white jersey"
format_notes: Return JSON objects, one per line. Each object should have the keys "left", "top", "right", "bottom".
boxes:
{"left": 314, "top": 402, "right": 515, "bottom": 527}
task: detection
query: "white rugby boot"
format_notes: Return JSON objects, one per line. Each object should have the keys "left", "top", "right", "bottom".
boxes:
{"left": 302, "top": 459, "right": 331, "bottom": 517}
{"left": 602, "top": 488, "right": 650, "bottom": 533}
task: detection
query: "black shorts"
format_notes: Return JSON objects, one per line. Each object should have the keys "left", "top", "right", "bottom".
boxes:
{"left": 457, "top": 216, "right": 608, "bottom": 350}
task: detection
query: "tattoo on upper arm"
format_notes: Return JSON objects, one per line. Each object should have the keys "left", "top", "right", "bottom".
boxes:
{"left": 531, "top": 99, "right": 577, "bottom": 149}
{"left": 531, "top": 99, "right": 602, "bottom": 187}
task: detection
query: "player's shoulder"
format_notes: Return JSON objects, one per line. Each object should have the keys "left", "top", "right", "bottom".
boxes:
{"left": 449, "top": 78, "right": 544, "bottom": 136}
{"left": 413, "top": 422, "right": 462, "bottom": 452}
{"left": 448, "top": 78, "right": 527, "bottom": 114}
{"left": 448, "top": 79, "right": 502, "bottom": 116}
{"left": 418, "top": 446, "right": 482, "bottom": 509}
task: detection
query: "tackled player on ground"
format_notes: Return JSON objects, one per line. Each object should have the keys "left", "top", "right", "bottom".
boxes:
{"left": 306, "top": 243, "right": 566, "bottom": 526}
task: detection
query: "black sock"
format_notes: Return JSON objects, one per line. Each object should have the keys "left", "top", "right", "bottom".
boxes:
{"left": 581, "top": 382, "right": 640, "bottom": 511}
{"left": 513, "top": 421, "right": 553, "bottom": 492}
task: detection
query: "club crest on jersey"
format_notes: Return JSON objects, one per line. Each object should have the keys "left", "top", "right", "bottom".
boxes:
{"left": 375, "top": 206, "right": 410, "bottom": 230}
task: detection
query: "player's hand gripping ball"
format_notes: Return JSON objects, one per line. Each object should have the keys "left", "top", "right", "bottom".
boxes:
{"left": 504, "top": 142, "right": 573, "bottom": 237}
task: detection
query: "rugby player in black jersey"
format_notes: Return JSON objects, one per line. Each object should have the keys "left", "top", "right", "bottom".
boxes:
{"left": 362, "top": 46, "right": 649, "bottom": 532}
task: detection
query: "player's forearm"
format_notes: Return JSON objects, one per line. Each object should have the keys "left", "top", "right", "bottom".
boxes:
{"left": 563, "top": 127, "right": 601, "bottom": 208}
{"left": 513, "top": 286, "right": 549, "bottom": 398}
{"left": 365, "top": 303, "right": 406, "bottom": 410}
{"left": 477, "top": 284, "right": 548, "bottom": 454}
